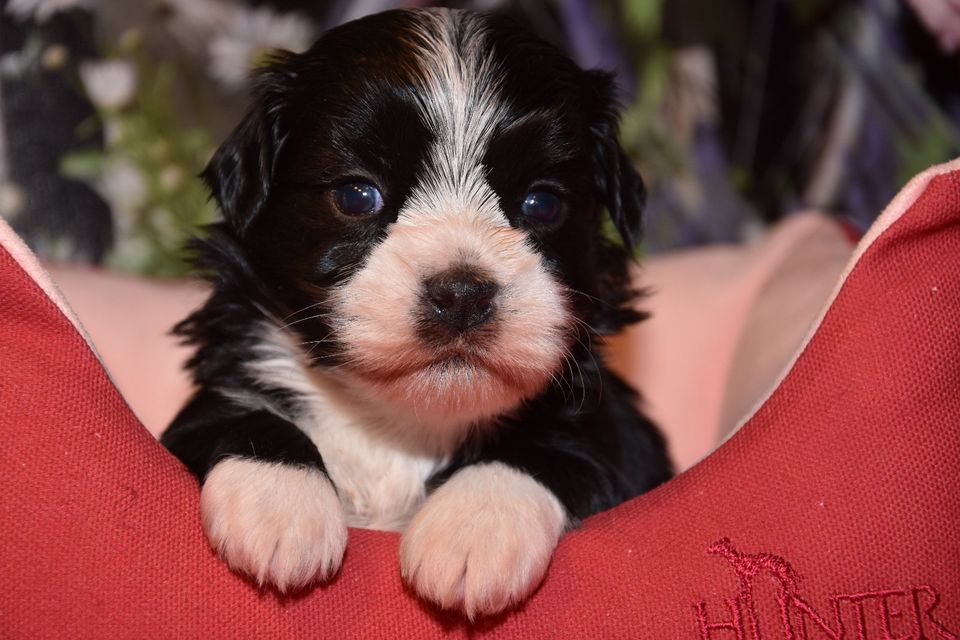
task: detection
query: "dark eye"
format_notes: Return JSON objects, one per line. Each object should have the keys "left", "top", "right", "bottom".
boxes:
{"left": 333, "top": 182, "right": 384, "bottom": 216}
{"left": 521, "top": 190, "right": 562, "bottom": 222}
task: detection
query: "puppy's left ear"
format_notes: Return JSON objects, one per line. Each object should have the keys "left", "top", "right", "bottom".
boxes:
{"left": 584, "top": 71, "right": 646, "bottom": 249}
{"left": 202, "top": 54, "right": 296, "bottom": 237}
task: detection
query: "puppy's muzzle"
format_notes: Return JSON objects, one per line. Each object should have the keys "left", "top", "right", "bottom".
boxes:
{"left": 422, "top": 266, "right": 499, "bottom": 334}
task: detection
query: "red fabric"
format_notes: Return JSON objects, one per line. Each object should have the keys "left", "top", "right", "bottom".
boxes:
{"left": 1, "top": 171, "right": 959, "bottom": 639}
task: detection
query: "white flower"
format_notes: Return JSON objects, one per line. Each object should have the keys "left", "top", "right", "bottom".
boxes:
{"left": 161, "top": 0, "right": 232, "bottom": 53}
{"left": 0, "top": 182, "right": 26, "bottom": 221}
{"left": 5, "top": 0, "right": 94, "bottom": 23}
{"left": 0, "top": 52, "right": 27, "bottom": 79}
{"left": 80, "top": 59, "right": 137, "bottom": 111}
{"left": 97, "top": 157, "right": 147, "bottom": 235}
{"left": 208, "top": 7, "right": 315, "bottom": 91}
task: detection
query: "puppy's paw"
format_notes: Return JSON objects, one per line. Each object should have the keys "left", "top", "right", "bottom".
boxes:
{"left": 200, "top": 458, "right": 347, "bottom": 592}
{"left": 399, "top": 462, "right": 567, "bottom": 619}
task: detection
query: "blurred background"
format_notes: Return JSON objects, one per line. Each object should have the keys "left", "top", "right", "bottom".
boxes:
{"left": 2, "top": 0, "right": 960, "bottom": 277}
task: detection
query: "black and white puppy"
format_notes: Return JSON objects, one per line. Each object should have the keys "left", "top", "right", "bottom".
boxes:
{"left": 161, "top": 7, "right": 671, "bottom": 619}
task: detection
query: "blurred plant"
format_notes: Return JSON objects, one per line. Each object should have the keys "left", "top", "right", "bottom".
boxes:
{"left": 618, "top": 0, "right": 680, "bottom": 173}
{"left": 6, "top": 0, "right": 960, "bottom": 270}
{"left": 3, "top": 0, "right": 320, "bottom": 276}
{"left": 560, "top": 0, "right": 694, "bottom": 252}
{"left": 614, "top": 1, "right": 761, "bottom": 250}
{"left": 60, "top": 33, "right": 218, "bottom": 277}
{"left": 807, "top": 1, "right": 960, "bottom": 229}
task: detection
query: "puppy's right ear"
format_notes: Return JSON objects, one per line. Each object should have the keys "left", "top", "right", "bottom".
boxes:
{"left": 583, "top": 70, "right": 646, "bottom": 250}
{"left": 202, "top": 57, "right": 295, "bottom": 236}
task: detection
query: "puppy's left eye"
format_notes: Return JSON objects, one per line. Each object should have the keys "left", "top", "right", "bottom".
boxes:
{"left": 521, "top": 190, "right": 562, "bottom": 223}
{"left": 333, "top": 182, "right": 384, "bottom": 216}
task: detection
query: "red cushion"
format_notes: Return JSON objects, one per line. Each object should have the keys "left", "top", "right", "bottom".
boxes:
{"left": 2, "top": 162, "right": 959, "bottom": 638}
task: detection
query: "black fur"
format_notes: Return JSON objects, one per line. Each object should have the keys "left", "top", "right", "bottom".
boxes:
{"left": 162, "top": 8, "right": 670, "bottom": 543}
{"left": 163, "top": 388, "right": 326, "bottom": 483}
{"left": 430, "top": 343, "right": 671, "bottom": 520}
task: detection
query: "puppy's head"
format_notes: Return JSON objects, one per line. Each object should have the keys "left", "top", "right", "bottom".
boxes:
{"left": 202, "top": 8, "right": 645, "bottom": 433}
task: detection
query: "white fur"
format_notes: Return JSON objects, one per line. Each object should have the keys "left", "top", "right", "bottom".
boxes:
{"left": 200, "top": 458, "right": 347, "bottom": 592}
{"left": 400, "top": 462, "right": 568, "bottom": 619}
{"left": 406, "top": 10, "right": 509, "bottom": 216}
{"left": 242, "top": 324, "right": 445, "bottom": 530}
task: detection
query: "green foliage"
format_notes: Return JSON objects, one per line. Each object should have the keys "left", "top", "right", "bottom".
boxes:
{"left": 896, "top": 120, "right": 959, "bottom": 188}
{"left": 622, "top": 0, "right": 663, "bottom": 39}
{"left": 616, "top": 0, "right": 684, "bottom": 175}
{"left": 60, "top": 40, "right": 217, "bottom": 278}
{"left": 610, "top": 0, "right": 680, "bottom": 253}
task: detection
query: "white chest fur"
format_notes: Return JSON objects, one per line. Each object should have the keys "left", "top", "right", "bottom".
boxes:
{"left": 245, "top": 324, "right": 445, "bottom": 531}
{"left": 298, "top": 385, "right": 444, "bottom": 531}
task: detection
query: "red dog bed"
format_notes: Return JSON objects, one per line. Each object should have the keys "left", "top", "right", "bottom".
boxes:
{"left": 1, "top": 159, "right": 959, "bottom": 638}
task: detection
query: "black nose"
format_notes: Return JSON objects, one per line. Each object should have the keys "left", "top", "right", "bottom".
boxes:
{"left": 423, "top": 268, "right": 499, "bottom": 332}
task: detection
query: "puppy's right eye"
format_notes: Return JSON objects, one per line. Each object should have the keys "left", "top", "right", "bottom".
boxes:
{"left": 333, "top": 182, "right": 384, "bottom": 216}
{"left": 521, "top": 190, "right": 562, "bottom": 223}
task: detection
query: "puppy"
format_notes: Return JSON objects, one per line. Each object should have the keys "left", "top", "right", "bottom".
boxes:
{"left": 161, "top": 7, "right": 672, "bottom": 619}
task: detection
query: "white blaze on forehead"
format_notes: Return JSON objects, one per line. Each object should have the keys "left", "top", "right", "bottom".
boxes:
{"left": 404, "top": 9, "right": 508, "bottom": 221}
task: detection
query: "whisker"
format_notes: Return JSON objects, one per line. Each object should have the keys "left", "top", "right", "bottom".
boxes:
{"left": 281, "top": 301, "right": 326, "bottom": 322}
{"left": 550, "top": 361, "right": 575, "bottom": 403}
{"left": 564, "top": 286, "right": 606, "bottom": 306}
{"left": 566, "top": 349, "right": 588, "bottom": 415}
{"left": 275, "top": 312, "right": 335, "bottom": 332}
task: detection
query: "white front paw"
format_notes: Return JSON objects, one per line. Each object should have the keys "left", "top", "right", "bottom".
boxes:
{"left": 200, "top": 458, "right": 347, "bottom": 592}
{"left": 399, "top": 462, "right": 567, "bottom": 619}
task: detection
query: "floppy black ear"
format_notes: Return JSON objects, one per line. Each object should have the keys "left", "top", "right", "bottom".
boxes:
{"left": 202, "top": 58, "right": 295, "bottom": 236}
{"left": 585, "top": 71, "right": 646, "bottom": 249}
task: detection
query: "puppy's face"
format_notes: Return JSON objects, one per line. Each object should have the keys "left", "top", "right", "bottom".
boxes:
{"left": 204, "top": 9, "right": 644, "bottom": 434}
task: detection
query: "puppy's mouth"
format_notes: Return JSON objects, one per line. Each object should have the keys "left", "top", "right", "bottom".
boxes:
{"left": 356, "top": 347, "right": 528, "bottom": 390}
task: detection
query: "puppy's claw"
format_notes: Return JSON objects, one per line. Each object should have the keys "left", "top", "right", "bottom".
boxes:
{"left": 399, "top": 462, "right": 566, "bottom": 619}
{"left": 200, "top": 458, "right": 347, "bottom": 592}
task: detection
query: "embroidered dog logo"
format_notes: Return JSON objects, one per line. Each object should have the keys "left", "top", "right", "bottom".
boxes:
{"left": 695, "top": 538, "right": 958, "bottom": 640}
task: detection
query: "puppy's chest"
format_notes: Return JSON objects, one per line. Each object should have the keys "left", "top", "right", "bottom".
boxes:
{"left": 297, "top": 395, "right": 444, "bottom": 532}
